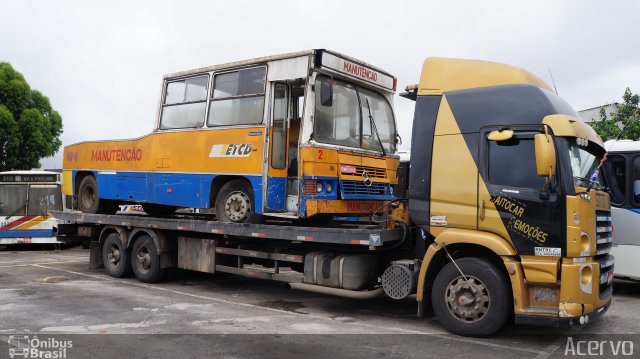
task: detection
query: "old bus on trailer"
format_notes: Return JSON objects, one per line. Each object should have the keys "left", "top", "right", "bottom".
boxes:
{"left": 62, "top": 50, "right": 399, "bottom": 223}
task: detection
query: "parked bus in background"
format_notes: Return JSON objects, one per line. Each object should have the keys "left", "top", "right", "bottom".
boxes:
{"left": 601, "top": 140, "right": 640, "bottom": 280}
{"left": 0, "top": 171, "right": 63, "bottom": 245}
{"left": 62, "top": 50, "right": 400, "bottom": 223}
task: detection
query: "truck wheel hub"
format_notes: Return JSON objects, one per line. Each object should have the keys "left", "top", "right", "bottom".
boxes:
{"left": 445, "top": 276, "right": 490, "bottom": 323}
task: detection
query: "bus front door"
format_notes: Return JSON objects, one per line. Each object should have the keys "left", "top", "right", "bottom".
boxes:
{"left": 265, "top": 83, "right": 290, "bottom": 213}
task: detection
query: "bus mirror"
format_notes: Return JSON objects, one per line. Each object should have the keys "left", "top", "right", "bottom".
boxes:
{"left": 535, "top": 133, "right": 556, "bottom": 177}
{"left": 488, "top": 129, "right": 514, "bottom": 141}
{"left": 320, "top": 82, "right": 333, "bottom": 107}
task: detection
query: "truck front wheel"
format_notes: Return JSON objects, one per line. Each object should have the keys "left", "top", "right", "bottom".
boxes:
{"left": 431, "top": 257, "right": 511, "bottom": 337}
{"left": 131, "top": 234, "right": 166, "bottom": 283}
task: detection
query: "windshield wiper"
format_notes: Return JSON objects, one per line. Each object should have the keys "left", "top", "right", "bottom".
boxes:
{"left": 365, "top": 98, "right": 386, "bottom": 157}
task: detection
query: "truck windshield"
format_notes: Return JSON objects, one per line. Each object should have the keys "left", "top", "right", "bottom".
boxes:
{"left": 567, "top": 139, "right": 604, "bottom": 186}
{"left": 314, "top": 77, "right": 395, "bottom": 153}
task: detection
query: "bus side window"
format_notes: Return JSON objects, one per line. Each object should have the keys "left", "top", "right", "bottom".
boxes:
{"left": 160, "top": 75, "right": 209, "bottom": 130}
{"left": 634, "top": 156, "right": 640, "bottom": 205}
{"left": 606, "top": 154, "right": 627, "bottom": 206}
{"left": 208, "top": 67, "right": 266, "bottom": 127}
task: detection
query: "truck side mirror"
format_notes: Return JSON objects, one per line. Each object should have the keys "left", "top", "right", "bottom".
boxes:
{"left": 534, "top": 132, "right": 556, "bottom": 177}
{"left": 320, "top": 81, "right": 333, "bottom": 107}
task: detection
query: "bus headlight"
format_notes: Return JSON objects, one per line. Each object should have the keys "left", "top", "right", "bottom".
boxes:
{"left": 316, "top": 182, "right": 323, "bottom": 193}
{"left": 325, "top": 182, "right": 332, "bottom": 193}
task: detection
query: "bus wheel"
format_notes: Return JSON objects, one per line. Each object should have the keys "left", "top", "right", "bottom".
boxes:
{"left": 101, "top": 233, "right": 132, "bottom": 278}
{"left": 215, "top": 180, "right": 254, "bottom": 223}
{"left": 78, "top": 175, "right": 117, "bottom": 214}
{"left": 431, "top": 257, "right": 510, "bottom": 337}
{"left": 131, "top": 234, "right": 166, "bottom": 283}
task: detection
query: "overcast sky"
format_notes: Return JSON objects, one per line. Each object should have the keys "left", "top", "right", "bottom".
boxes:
{"left": 2, "top": 0, "right": 639, "bottom": 169}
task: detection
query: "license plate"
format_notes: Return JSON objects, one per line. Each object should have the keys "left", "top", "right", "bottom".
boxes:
{"left": 607, "top": 270, "right": 614, "bottom": 285}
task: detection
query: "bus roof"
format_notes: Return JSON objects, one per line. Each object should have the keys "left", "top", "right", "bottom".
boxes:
{"left": 163, "top": 49, "right": 395, "bottom": 84}
{"left": 604, "top": 140, "right": 640, "bottom": 153}
{"left": 0, "top": 170, "right": 60, "bottom": 176}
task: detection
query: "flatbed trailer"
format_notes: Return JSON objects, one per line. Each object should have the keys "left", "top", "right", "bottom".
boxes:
{"left": 52, "top": 210, "right": 408, "bottom": 297}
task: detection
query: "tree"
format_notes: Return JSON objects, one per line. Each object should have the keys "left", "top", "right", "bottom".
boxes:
{"left": 590, "top": 87, "right": 640, "bottom": 142}
{"left": 0, "top": 62, "right": 63, "bottom": 170}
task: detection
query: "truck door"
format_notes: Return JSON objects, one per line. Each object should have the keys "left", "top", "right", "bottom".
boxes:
{"left": 478, "top": 128, "right": 564, "bottom": 256}
{"left": 265, "top": 83, "right": 289, "bottom": 212}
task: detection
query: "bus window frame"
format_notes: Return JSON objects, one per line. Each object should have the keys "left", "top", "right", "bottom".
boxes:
{"left": 311, "top": 74, "right": 397, "bottom": 155}
{"left": 207, "top": 65, "right": 268, "bottom": 128}
{"left": 632, "top": 155, "right": 640, "bottom": 207}
{"left": 159, "top": 74, "right": 211, "bottom": 130}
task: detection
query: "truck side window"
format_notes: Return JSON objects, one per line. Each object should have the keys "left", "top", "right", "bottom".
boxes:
{"left": 488, "top": 135, "right": 546, "bottom": 189}
{"left": 160, "top": 75, "right": 209, "bottom": 129}
{"left": 208, "top": 67, "right": 266, "bottom": 126}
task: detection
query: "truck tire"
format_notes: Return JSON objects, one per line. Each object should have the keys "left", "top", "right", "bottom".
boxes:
{"left": 142, "top": 203, "right": 177, "bottom": 216}
{"left": 215, "top": 180, "right": 255, "bottom": 223}
{"left": 102, "top": 233, "right": 132, "bottom": 278}
{"left": 77, "top": 175, "right": 118, "bottom": 214}
{"left": 131, "top": 234, "right": 166, "bottom": 283}
{"left": 431, "top": 257, "right": 511, "bottom": 337}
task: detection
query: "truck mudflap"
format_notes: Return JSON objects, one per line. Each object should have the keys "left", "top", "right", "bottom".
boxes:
{"left": 514, "top": 300, "right": 611, "bottom": 327}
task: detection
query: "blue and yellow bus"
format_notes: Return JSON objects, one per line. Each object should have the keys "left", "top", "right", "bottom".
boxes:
{"left": 62, "top": 50, "right": 400, "bottom": 222}
{"left": 0, "top": 171, "right": 63, "bottom": 244}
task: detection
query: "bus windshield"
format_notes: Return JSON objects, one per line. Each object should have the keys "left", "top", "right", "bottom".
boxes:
{"left": 0, "top": 184, "right": 28, "bottom": 216}
{"left": 314, "top": 77, "right": 395, "bottom": 153}
{"left": 27, "top": 185, "right": 63, "bottom": 215}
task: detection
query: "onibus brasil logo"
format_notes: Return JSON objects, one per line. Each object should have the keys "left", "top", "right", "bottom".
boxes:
{"left": 7, "top": 335, "right": 72, "bottom": 359}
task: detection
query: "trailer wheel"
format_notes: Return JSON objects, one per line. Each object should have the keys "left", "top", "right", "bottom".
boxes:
{"left": 215, "top": 180, "right": 255, "bottom": 223}
{"left": 431, "top": 257, "right": 510, "bottom": 337}
{"left": 131, "top": 234, "right": 166, "bottom": 283}
{"left": 101, "top": 233, "right": 132, "bottom": 278}
{"left": 78, "top": 175, "right": 118, "bottom": 214}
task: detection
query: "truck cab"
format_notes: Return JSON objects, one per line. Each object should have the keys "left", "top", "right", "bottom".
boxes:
{"left": 401, "top": 58, "right": 613, "bottom": 335}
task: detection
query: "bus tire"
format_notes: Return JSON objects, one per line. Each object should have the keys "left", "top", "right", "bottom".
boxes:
{"left": 131, "top": 234, "right": 166, "bottom": 283}
{"left": 431, "top": 257, "right": 510, "bottom": 337}
{"left": 215, "top": 180, "right": 255, "bottom": 223}
{"left": 78, "top": 175, "right": 118, "bottom": 214}
{"left": 101, "top": 233, "right": 132, "bottom": 278}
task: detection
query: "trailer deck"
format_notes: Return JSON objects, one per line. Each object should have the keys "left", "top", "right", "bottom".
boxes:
{"left": 50, "top": 211, "right": 405, "bottom": 249}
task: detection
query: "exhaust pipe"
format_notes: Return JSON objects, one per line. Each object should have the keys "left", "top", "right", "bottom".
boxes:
{"left": 289, "top": 282, "right": 384, "bottom": 299}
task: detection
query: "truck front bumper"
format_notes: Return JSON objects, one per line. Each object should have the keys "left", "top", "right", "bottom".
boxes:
{"left": 514, "top": 300, "right": 611, "bottom": 327}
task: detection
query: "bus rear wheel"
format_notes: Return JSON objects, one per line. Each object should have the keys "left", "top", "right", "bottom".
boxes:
{"left": 77, "top": 175, "right": 118, "bottom": 214}
{"left": 431, "top": 257, "right": 511, "bottom": 337}
{"left": 215, "top": 180, "right": 255, "bottom": 223}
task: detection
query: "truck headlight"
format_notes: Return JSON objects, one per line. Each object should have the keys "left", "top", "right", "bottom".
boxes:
{"left": 325, "top": 182, "right": 332, "bottom": 193}
{"left": 316, "top": 183, "right": 323, "bottom": 193}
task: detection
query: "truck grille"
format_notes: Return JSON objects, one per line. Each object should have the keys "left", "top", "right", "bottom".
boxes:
{"left": 595, "top": 210, "right": 613, "bottom": 258}
{"left": 341, "top": 180, "right": 390, "bottom": 198}
{"left": 355, "top": 166, "right": 387, "bottom": 179}
{"left": 598, "top": 254, "right": 614, "bottom": 299}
